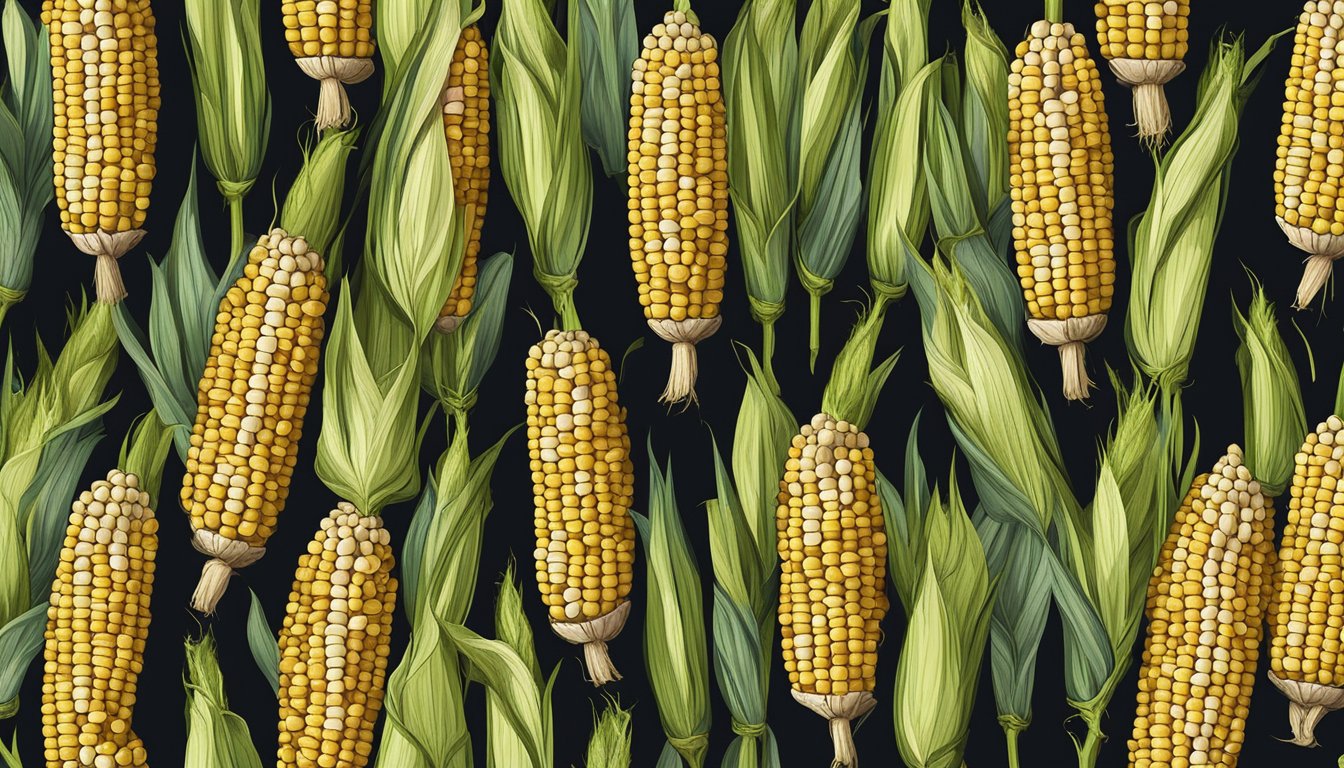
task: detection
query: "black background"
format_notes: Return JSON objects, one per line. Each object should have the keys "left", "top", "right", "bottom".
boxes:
{"left": 2, "top": 0, "right": 1342, "bottom": 766}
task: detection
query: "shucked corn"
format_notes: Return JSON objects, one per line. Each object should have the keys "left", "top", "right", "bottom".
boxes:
{"left": 627, "top": 9, "right": 728, "bottom": 404}
{"left": 1128, "top": 447, "right": 1275, "bottom": 768}
{"left": 1267, "top": 415, "right": 1344, "bottom": 745}
{"left": 277, "top": 503, "right": 396, "bottom": 768}
{"left": 1094, "top": 0, "right": 1190, "bottom": 142}
{"left": 526, "top": 330, "right": 636, "bottom": 686}
{"left": 281, "top": 0, "right": 375, "bottom": 130}
{"left": 42, "top": 0, "right": 160, "bottom": 304}
{"left": 1275, "top": 1, "right": 1344, "bottom": 309}
{"left": 181, "top": 228, "right": 329, "bottom": 615}
{"left": 42, "top": 470, "right": 157, "bottom": 768}
{"left": 437, "top": 24, "right": 492, "bottom": 334}
{"left": 1009, "top": 19, "right": 1116, "bottom": 401}
{"left": 777, "top": 413, "right": 888, "bottom": 767}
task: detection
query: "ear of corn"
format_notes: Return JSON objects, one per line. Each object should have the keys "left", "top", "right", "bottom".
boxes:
{"left": 1276, "top": 1, "right": 1344, "bottom": 308}
{"left": 627, "top": 8, "right": 728, "bottom": 404}
{"left": 1008, "top": 18, "right": 1116, "bottom": 401}
{"left": 1128, "top": 446, "right": 1275, "bottom": 768}
{"left": 1234, "top": 284, "right": 1308, "bottom": 498}
{"left": 1094, "top": 0, "right": 1190, "bottom": 143}
{"left": 42, "top": 467, "right": 158, "bottom": 768}
{"left": 526, "top": 329, "right": 636, "bottom": 686}
{"left": 180, "top": 228, "right": 329, "bottom": 615}
{"left": 1268, "top": 415, "right": 1344, "bottom": 746}
{"left": 42, "top": 0, "right": 159, "bottom": 304}
{"left": 280, "top": 127, "right": 361, "bottom": 274}
{"left": 437, "top": 24, "right": 492, "bottom": 336}
{"left": 776, "top": 412, "right": 888, "bottom": 767}
{"left": 282, "top": 0, "right": 375, "bottom": 130}
{"left": 277, "top": 503, "right": 397, "bottom": 768}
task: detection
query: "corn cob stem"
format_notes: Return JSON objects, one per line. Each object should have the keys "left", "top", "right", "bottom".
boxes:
{"left": 228, "top": 194, "right": 246, "bottom": 267}
{"left": 551, "top": 601, "right": 632, "bottom": 686}
{"left": 1004, "top": 725, "right": 1023, "bottom": 768}
{"left": 297, "top": 57, "right": 375, "bottom": 131}
{"left": 68, "top": 231, "right": 145, "bottom": 305}
{"left": 1267, "top": 673, "right": 1344, "bottom": 747}
{"left": 1279, "top": 222, "right": 1344, "bottom": 309}
{"left": 792, "top": 691, "right": 876, "bottom": 768}
{"left": 1074, "top": 713, "right": 1105, "bottom": 768}
{"left": 1027, "top": 316, "right": 1107, "bottom": 401}
{"left": 1109, "top": 59, "right": 1185, "bottom": 145}
{"left": 1044, "top": 0, "right": 1063, "bottom": 24}
{"left": 648, "top": 318, "right": 721, "bottom": 405}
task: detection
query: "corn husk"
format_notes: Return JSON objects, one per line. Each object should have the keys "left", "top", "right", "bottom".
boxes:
{"left": 439, "top": 566, "right": 556, "bottom": 768}
{"left": 633, "top": 444, "right": 711, "bottom": 767}
{"left": 577, "top": 0, "right": 638, "bottom": 177}
{"left": 723, "top": 0, "right": 797, "bottom": 364}
{"left": 1234, "top": 282, "right": 1306, "bottom": 497}
{"left": 117, "top": 410, "right": 175, "bottom": 505}
{"left": 0, "top": 0, "right": 51, "bottom": 325}
{"left": 377, "top": 428, "right": 514, "bottom": 768}
{"left": 0, "top": 301, "right": 117, "bottom": 718}
{"left": 1126, "top": 35, "right": 1279, "bottom": 392}
{"left": 731, "top": 349, "right": 796, "bottom": 571}
{"left": 422, "top": 252, "right": 513, "bottom": 418}
{"left": 183, "top": 632, "right": 265, "bottom": 768}
{"left": 892, "top": 479, "right": 994, "bottom": 768}
{"left": 794, "top": 1, "right": 875, "bottom": 366}
{"left": 585, "top": 699, "right": 633, "bottom": 768}
{"left": 865, "top": 0, "right": 933, "bottom": 306}
{"left": 959, "top": 1, "right": 1009, "bottom": 212}
{"left": 495, "top": 0, "right": 592, "bottom": 330}
{"left": 245, "top": 589, "right": 278, "bottom": 694}
{"left": 820, "top": 306, "right": 897, "bottom": 432}
{"left": 183, "top": 0, "right": 270, "bottom": 259}
{"left": 877, "top": 421, "right": 929, "bottom": 615}
{"left": 280, "top": 127, "right": 360, "bottom": 268}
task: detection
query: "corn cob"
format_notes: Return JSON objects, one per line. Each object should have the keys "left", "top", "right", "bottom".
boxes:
{"left": 41, "top": 0, "right": 160, "bottom": 304}
{"left": 181, "top": 228, "right": 329, "bottom": 615}
{"left": 777, "top": 413, "right": 888, "bottom": 767}
{"left": 281, "top": 0, "right": 375, "bottom": 131}
{"left": 1267, "top": 414, "right": 1344, "bottom": 746}
{"left": 436, "top": 24, "right": 492, "bottom": 336}
{"left": 277, "top": 502, "right": 396, "bottom": 768}
{"left": 1009, "top": 19, "right": 1117, "bottom": 401}
{"left": 42, "top": 470, "right": 157, "bottom": 768}
{"left": 1275, "top": 1, "right": 1344, "bottom": 309}
{"left": 1094, "top": 0, "right": 1189, "bottom": 144}
{"left": 1128, "top": 446, "right": 1276, "bottom": 767}
{"left": 526, "top": 329, "right": 636, "bottom": 686}
{"left": 627, "top": 8, "right": 729, "bottom": 405}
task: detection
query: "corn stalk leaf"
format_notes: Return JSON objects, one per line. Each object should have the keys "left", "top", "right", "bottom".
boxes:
{"left": 585, "top": 699, "right": 633, "bottom": 768}
{"left": 245, "top": 589, "right": 279, "bottom": 695}
{"left": 577, "top": 0, "right": 638, "bottom": 176}
{"left": 959, "top": 1, "right": 1009, "bottom": 210}
{"left": 422, "top": 252, "right": 514, "bottom": 414}
{"left": 183, "top": 632, "right": 266, "bottom": 768}
{"left": 1234, "top": 284, "right": 1306, "bottom": 497}
{"left": 731, "top": 349, "right": 796, "bottom": 567}
{"left": 22, "top": 425, "right": 100, "bottom": 605}
{"left": 0, "top": 601, "right": 45, "bottom": 717}
{"left": 0, "top": 0, "right": 51, "bottom": 313}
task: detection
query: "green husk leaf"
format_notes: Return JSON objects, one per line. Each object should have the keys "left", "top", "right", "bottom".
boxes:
{"left": 367, "top": 0, "right": 470, "bottom": 341}
{"left": 315, "top": 282, "right": 424, "bottom": 516}
{"left": 114, "top": 163, "right": 221, "bottom": 459}
{"left": 820, "top": 307, "right": 898, "bottom": 431}
{"left": 706, "top": 438, "right": 763, "bottom": 611}
{"left": 245, "top": 589, "right": 279, "bottom": 695}
{"left": 1126, "top": 35, "right": 1275, "bottom": 391}
{"left": 585, "top": 699, "right": 633, "bottom": 768}
{"left": 723, "top": 0, "right": 798, "bottom": 328}
{"left": 893, "top": 481, "right": 993, "bottom": 768}
{"left": 731, "top": 348, "right": 795, "bottom": 568}
{"left": 577, "top": 0, "right": 638, "bottom": 176}
{"left": 495, "top": 0, "right": 592, "bottom": 330}
{"left": 22, "top": 425, "right": 101, "bottom": 605}
{"left": 0, "top": 601, "right": 45, "bottom": 717}
{"left": 1234, "top": 283, "right": 1306, "bottom": 497}
{"left": 422, "top": 252, "right": 514, "bottom": 415}
{"left": 183, "top": 0, "right": 270, "bottom": 200}
{"left": 635, "top": 443, "right": 710, "bottom": 768}
{"left": 0, "top": 0, "right": 52, "bottom": 314}
{"left": 959, "top": 1, "right": 1009, "bottom": 209}
{"left": 281, "top": 128, "right": 360, "bottom": 261}
{"left": 0, "top": 733, "right": 18, "bottom": 767}
{"left": 117, "top": 410, "right": 175, "bottom": 505}
{"left": 878, "top": 423, "right": 930, "bottom": 615}
{"left": 796, "top": 0, "right": 863, "bottom": 203}
{"left": 183, "top": 632, "right": 266, "bottom": 768}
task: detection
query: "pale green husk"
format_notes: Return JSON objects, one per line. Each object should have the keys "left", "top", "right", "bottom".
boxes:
{"left": 795, "top": 1, "right": 876, "bottom": 366}
{"left": 1126, "top": 35, "right": 1279, "bottom": 392}
{"left": 865, "top": 0, "right": 933, "bottom": 304}
{"left": 584, "top": 699, "right": 633, "bottom": 768}
{"left": 633, "top": 445, "right": 710, "bottom": 767}
{"left": 183, "top": 0, "right": 270, "bottom": 259}
{"left": 0, "top": 0, "right": 52, "bottom": 325}
{"left": 281, "top": 128, "right": 360, "bottom": 266}
{"left": 723, "top": 0, "right": 797, "bottom": 357}
{"left": 893, "top": 480, "right": 994, "bottom": 768}
{"left": 117, "top": 410, "right": 175, "bottom": 507}
{"left": 245, "top": 589, "right": 279, "bottom": 695}
{"left": 959, "top": 1, "right": 1009, "bottom": 211}
{"left": 730, "top": 348, "right": 795, "bottom": 568}
{"left": 183, "top": 632, "right": 265, "bottom": 768}
{"left": 578, "top": 0, "right": 638, "bottom": 177}
{"left": 820, "top": 307, "right": 898, "bottom": 431}
{"left": 1234, "top": 283, "right": 1306, "bottom": 497}
{"left": 0, "top": 301, "right": 118, "bottom": 717}
{"left": 422, "top": 252, "right": 513, "bottom": 417}
{"left": 495, "top": 0, "right": 592, "bottom": 330}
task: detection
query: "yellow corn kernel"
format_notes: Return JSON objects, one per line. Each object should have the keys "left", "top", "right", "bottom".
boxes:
{"left": 277, "top": 503, "right": 396, "bottom": 768}
{"left": 42, "top": 470, "right": 157, "bottom": 768}
{"left": 526, "top": 329, "right": 636, "bottom": 685}
{"left": 437, "top": 24, "right": 492, "bottom": 332}
{"left": 1094, "top": 0, "right": 1190, "bottom": 62}
{"left": 281, "top": 0, "right": 374, "bottom": 60}
{"left": 1128, "top": 447, "right": 1275, "bottom": 768}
